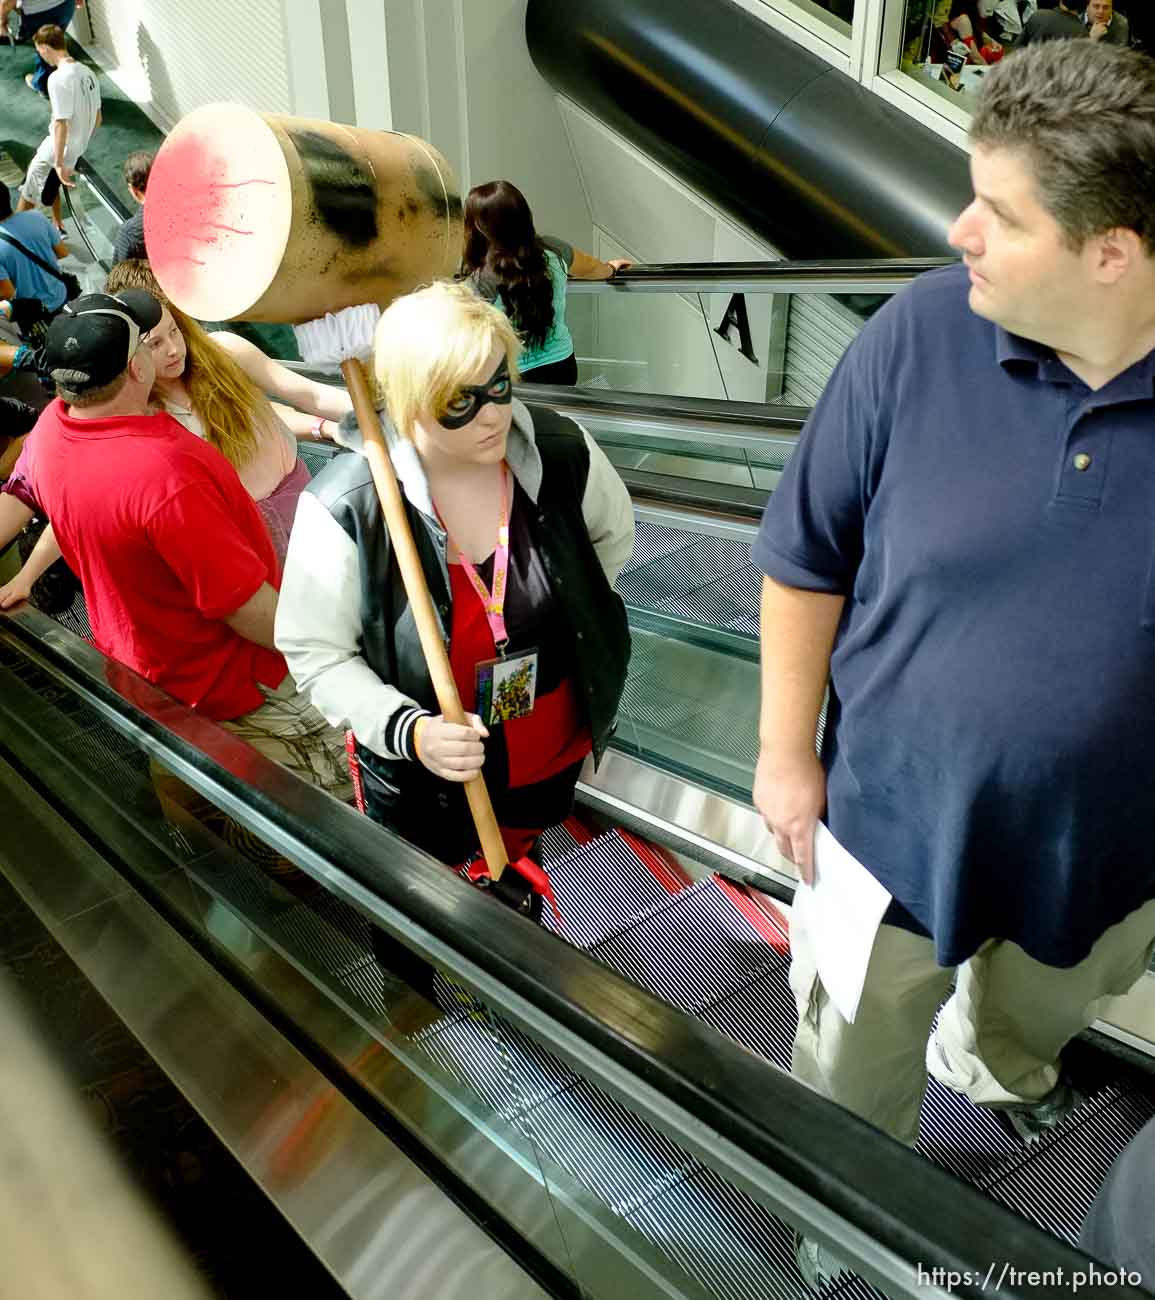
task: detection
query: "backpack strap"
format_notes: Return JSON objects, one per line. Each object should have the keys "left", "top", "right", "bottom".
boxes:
{"left": 0, "top": 227, "right": 69, "bottom": 285}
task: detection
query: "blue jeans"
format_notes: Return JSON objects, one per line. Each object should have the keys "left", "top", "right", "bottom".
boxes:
{"left": 20, "top": 1, "right": 76, "bottom": 94}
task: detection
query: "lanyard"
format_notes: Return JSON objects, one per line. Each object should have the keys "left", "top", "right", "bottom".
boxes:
{"left": 441, "top": 469, "right": 511, "bottom": 652}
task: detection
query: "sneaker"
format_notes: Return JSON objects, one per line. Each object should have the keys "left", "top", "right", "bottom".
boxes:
{"left": 995, "top": 1080, "right": 1085, "bottom": 1145}
{"left": 794, "top": 1231, "right": 849, "bottom": 1292}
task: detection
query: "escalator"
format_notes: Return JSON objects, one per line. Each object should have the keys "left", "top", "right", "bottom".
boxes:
{"left": 3, "top": 279, "right": 1155, "bottom": 1295}
{"left": 2, "top": 597, "right": 1151, "bottom": 1300}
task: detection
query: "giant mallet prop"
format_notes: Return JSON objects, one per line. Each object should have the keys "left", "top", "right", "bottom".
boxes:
{"left": 146, "top": 105, "right": 555, "bottom": 908}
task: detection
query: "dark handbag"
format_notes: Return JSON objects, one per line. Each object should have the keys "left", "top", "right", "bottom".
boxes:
{"left": 0, "top": 227, "right": 81, "bottom": 301}
{"left": 8, "top": 296, "right": 52, "bottom": 349}
{"left": 17, "top": 515, "right": 83, "bottom": 617}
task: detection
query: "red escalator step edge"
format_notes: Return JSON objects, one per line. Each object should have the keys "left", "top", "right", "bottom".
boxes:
{"left": 613, "top": 827, "right": 692, "bottom": 895}
{"left": 711, "top": 875, "right": 791, "bottom": 955}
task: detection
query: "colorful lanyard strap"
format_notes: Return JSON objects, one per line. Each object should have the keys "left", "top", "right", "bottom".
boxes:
{"left": 442, "top": 468, "right": 511, "bottom": 652}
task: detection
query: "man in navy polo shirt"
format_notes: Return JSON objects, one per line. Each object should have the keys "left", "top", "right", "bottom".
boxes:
{"left": 754, "top": 37, "right": 1155, "bottom": 1169}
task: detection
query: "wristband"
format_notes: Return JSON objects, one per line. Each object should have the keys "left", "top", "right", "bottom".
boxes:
{"left": 310, "top": 416, "right": 327, "bottom": 439}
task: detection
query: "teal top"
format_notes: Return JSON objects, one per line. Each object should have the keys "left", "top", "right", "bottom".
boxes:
{"left": 500, "top": 249, "right": 572, "bottom": 373}
{"left": 466, "top": 234, "right": 576, "bottom": 375}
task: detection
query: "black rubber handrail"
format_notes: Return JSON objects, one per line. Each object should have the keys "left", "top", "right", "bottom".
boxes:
{"left": 0, "top": 608, "right": 1138, "bottom": 1300}
{"left": 568, "top": 256, "right": 956, "bottom": 291}
{"left": 513, "top": 384, "right": 808, "bottom": 433}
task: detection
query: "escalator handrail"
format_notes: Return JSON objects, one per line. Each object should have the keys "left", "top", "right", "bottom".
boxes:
{"left": 511, "top": 384, "right": 808, "bottom": 436}
{"left": 278, "top": 362, "right": 811, "bottom": 442}
{"left": 0, "top": 606, "right": 1133, "bottom": 1300}
{"left": 566, "top": 255, "right": 958, "bottom": 294}
{"left": 76, "top": 156, "right": 133, "bottom": 222}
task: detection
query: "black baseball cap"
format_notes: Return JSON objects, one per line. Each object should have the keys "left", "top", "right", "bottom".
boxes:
{"left": 42, "top": 290, "right": 164, "bottom": 391}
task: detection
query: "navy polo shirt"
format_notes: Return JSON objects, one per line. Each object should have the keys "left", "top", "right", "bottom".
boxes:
{"left": 755, "top": 263, "right": 1155, "bottom": 969}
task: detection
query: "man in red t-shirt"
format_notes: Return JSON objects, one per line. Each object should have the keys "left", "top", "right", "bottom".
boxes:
{"left": 0, "top": 290, "right": 350, "bottom": 798}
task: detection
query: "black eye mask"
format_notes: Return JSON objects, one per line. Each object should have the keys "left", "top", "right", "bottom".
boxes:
{"left": 438, "top": 358, "right": 512, "bottom": 429}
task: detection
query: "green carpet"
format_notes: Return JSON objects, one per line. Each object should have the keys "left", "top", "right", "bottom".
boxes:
{"left": 0, "top": 35, "right": 299, "bottom": 360}
{"left": 0, "top": 34, "right": 162, "bottom": 210}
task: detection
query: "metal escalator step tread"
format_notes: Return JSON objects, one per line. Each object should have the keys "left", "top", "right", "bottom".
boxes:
{"left": 625, "top": 1166, "right": 845, "bottom": 1300}
{"left": 616, "top": 532, "right": 753, "bottom": 609}
{"left": 641, "top": 565, "right": 762, "bottom": 636}
{"left": 620, "top": 519, "right": 703, "bottom": 572}
{"left": 697, "top": 961, "right": 798, "bottom": 1072}
{"left": 980, "top": 1085, "right": 1155, "bottom": 1245}
{"left": 588, "top": 876, "right": 783, "bottom": 1014}
{"left": 711, "top": 876, "right": 790, "bottom": 954}
{"left": 915, "top": 1077, "right": 1019, "bottom": 1184}
{"left": 520, "top": 1081, "right": 700, "bottom": 1217}
{"left": 409, "top": 1013, "right": 579, "bottom": 1127}
{"left": 538, "top": 827, "right": 687, "bottom": 950}
{"left": 537, "top": 817, "right": 585, "bottom": 864}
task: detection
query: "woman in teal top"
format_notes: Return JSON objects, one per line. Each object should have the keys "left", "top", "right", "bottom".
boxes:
{"left": 462, "top": 180, "right": 629, "bottom": 385}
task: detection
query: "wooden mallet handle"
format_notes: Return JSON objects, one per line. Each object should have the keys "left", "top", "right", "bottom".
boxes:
{"left": 341, "top": 359, "right": 508, "bottom": 881}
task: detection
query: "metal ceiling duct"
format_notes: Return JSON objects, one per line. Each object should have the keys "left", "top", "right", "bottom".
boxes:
{"left": 526, "top": 0, "right": 973, "bottom": 258}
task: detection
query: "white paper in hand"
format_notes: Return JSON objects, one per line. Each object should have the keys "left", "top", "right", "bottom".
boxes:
{"left": 791, "top": 823, "right": 892, "bottom": 1024}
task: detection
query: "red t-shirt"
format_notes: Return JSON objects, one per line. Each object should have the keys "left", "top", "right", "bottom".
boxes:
{"left": 14, "top": 400, "right": 286, "bottom": 719}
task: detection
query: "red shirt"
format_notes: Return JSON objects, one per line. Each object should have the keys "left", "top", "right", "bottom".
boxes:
{"left": 14, "top": 400, "right": 286, "bottom": 719}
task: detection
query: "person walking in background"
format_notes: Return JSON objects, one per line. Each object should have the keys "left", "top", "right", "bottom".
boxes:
{"left": 0, "top": 258, "right": 353, "bottom": 603}
{"left": 1, "top": 0, "right": 80, "bottom": 94}
{"left": 16, "top": 24, "right": 99, "bottom": 233}
{"left": 112, "top": 151, "right": 153, "bottom": 263}
{"left": 103, "top": 260, "right": 351, "bottom": 561}
{"left": 461, "top": 180, "right": 630, "bottom": 386}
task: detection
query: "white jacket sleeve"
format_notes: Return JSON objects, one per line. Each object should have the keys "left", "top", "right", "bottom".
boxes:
{"left": 274, "top": 492, "right": 423, "bottom": 760}
{"left": 579, "top": 428, "right": 635, "bottom": 585}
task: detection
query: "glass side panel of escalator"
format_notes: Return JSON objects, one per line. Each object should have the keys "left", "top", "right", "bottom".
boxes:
{"left": 0, "top": 622, "right": 944, "bottom": 1300}
{"left": 593, "top": 425, "right": 792, "bottom": 498}
{"left": 568, "top": 283, "right": 876, "bottom": 406}
{"left": 5, "top": 616, "right": 1151, "bottom": 1300}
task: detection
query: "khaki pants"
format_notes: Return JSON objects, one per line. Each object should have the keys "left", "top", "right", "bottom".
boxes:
{"left": 220, "top": 676, "right": 353, "bottom": 803}
{"left": 150, "top": 678, "right": 353, "bottom": 924}
{"left": 789, "top": 896, "right": 1155, "bottom": 1146}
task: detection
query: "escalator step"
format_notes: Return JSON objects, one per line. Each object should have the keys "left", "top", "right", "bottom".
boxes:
{"left": 625, "top": 1164, "right": 858, "bottom": 1300}
{"left": 519, "top": 1080, "right": 700, "bottom": 1218}
{"left": 697, "top": 960, "right": 798, "bottom": 1072}
{"left": 617, "top": 530, "right": 754, "bottom": 614}
{"left": 589, "top": 875, "right": 783, "bottom": 1014}
{"left": 620, "top": 519, "right": 702, "bottom": 572}
{"left": 914, "top": 1076, "right": 1019, "bottom": 1184}
{"left": 411, "top": 1014, "right": 579, "bottom": 1128}
{"left": 980, "top": 1085, "right": 1155, "bottom": 1246}
{"left": 539, "top": 827, "right": 687, "bottom": 951}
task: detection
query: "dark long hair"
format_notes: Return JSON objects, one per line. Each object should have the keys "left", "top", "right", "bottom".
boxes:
{"left": 462, "top": 181, "right": 555, "bottom": 351}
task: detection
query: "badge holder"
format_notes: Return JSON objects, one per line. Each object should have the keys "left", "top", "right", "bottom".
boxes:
{"left": 475, "top": 646, "right": 539, "bottom": 726}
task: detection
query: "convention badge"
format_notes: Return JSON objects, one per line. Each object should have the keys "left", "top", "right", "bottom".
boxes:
{"left": 475, "top": 649, "right": 539, "bottom": 726}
